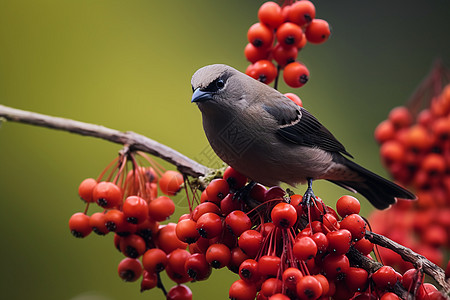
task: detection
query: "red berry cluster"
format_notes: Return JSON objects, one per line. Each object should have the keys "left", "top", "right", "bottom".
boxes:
{"left": 371, "top": 70, "right": 450, "bottom": 271}
{"left": 166, "top": 166, "right": 440, "bottom": 299}
{"left": 68, "top": 150, "right": 194, "bottom": 298}
{"left": 245, "top": 1, "right": 330, "bottom": 88}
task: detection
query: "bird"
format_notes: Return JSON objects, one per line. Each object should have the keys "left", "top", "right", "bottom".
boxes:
{"left": 190, "top": 64, "right": 415, "bottom": 209}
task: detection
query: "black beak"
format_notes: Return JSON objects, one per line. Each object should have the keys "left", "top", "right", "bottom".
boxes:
{"left": 191, "top": 88, "right": 213, "bottom": 103}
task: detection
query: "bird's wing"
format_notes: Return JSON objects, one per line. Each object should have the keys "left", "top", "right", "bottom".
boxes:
{"left": 262, "top": 101, "right": 353, "bottom": 158}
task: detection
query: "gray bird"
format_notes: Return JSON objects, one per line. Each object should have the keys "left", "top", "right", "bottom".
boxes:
{"left": 191, "top": 64, "right": 415, "bottom": 209}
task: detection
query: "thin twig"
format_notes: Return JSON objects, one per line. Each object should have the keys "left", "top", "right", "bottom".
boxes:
{"left": 0, "top": 104, "right": 211, "bottom": 178}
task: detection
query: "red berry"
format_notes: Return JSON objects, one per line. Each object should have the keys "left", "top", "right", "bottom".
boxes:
{"left": 228, "top": 247, "right": 249, "bottom": 274}
{"left": 268, "top": 294, "right": 290, "bottom": 300}
{"left": 206, "top": 178, "right": 230, "bottom": 204}
{"left": 261, "top": 278, "right": 283, "bottom": 297}
{"left": 322, "top": 213, "right": 339, "bottom": 232}
{"left": 276, "top": 22, "right": 303, "bottom": 48}
{"left": 140, "top": 271, "right": 157, "bottom": 292}
{"left": 122, "top": 195, "right": 148, "bottom": 224}
{"left": 336, "top": 195, "right": 361, "bottom": 217}
{"left": 117, "top": 257, "right": 142, "bottom": 282}
{"left": 284, "top": 93, "right": 303, "bottom": 107}
{"left": 238, "top": 229, "right": 263, "bottom": 258}
{"left": 196, "top": 212, "right": 223, "bottom": 239}
{"left": 93, "top": 181, "right": 122, "bottom": 209}
{"left": 78, "top": 178, "right": 97, "bottom": 202}
{"left": 247, "top": 23, "right": 274, "bottom": 49}
{"left": 339, "top": 214, "right": 366, "bottom": 241}
{"left": 305, "top": 19, "right": 331, "bottom": 44}
{"left": 296, "top": 275, "right": 322, "bottom": 300}
{"left": 148, "top": 196, "right": 175, "bottom": 221}
{"left": 250, "top": 183, "right": 267, "bottom": 202}
{"left": 89, "top": 212, "right": 108, "bottom": 235}
{"left": 192, "top": 202, "right": 221, "bottom": 221}
{"left": 157, "top": 223, "right": 188, "bottom": 253}
{"left": 258, "top": 255, "right": 281, "bottom": 278}
{"left": 422, "top": 153, "right": 446, "bottom": 176}
{"left": 69, "top": 212, "right": 92, "bottom": 238}
{"left": 283, "top": 61, "right": 309, "bottom": 88}
{"left": 375, "top": 120, "right": 396, "bottom": 144}
{"left": 223, "top": 166, "right": 248, "bottom": 190}
{"left": 313, "top": 274, "right": 330, "bottom": 297}
{"left": 225, "top": 210, "right": 252, "bottom": 236}
{"left": 142, "top": 248, "right": 168, "bottom": 273}
{"left": 288, "top": 0, "right": 316, "bottom": 26}
{"left": 119, "top": 234, "right": 146, "bottom": 258}
{"left": 388, "top": 106, "right": 412, "bottom": 129}
{"left": 345, "top": 267, "right": 369, "bottom": 292}
{"left": 293, "top": 236, "right": 317, "bottom": 261}
{"left": 239, "top": 259, "right": 261, "bottom": 283}
{"left": 166, "top": 249, "right": 192, "bottom": 284}
{"left": 167, "top": 284, "right": 193, "bottom": 300}
{"left": 247, "top": 60, "right": 278, "bottom": 84}
{"left": 271, "top": 202, "right": 297, "bottom": 228}
{"left": 354, "top": 238, "right": 374, "bottom": 256}
{"left": 159, "top": 170, "right": 183, "bottom": 196}
{"left": 176, "top": 218, "right": 200, "bottom": 244}
{"left": 311, "top": 232, "right": 328, "bottom": 254}
{"left": 326, "top": 229, "right": 352, "bottom": 254}
{"left": 220, "top": 193, "right": 241, "bottom": 216}
{"left": 322, "top": 254, "right": 350, "bottom": 280}
{"left": 282, "top": 267, "right": 303, "bottom": 289}
{"left": 206, "top": 243, "right": 231, "bottom": 269}
{"left": 372, "top": 266, "right": 398, "bottom": 290}
{"left": 401, "top": 268, "right": 423, "bottom": 291}
{"left": 258, "top": 1, "right": 283, "bottom": 29}
{"left": 244, "top": 43, "right": 271, "bottom": 64}
{"left": 229, "top": 279, "right": 257, "bottom": 300}
{"left": 380, "top": 292, "right": 400, "bottom": 300}
{"left": 265, "top": 186, "right": 286, "bottom": 201}
{"left": 185, "top": 253, "right": 212, "bottom": 281}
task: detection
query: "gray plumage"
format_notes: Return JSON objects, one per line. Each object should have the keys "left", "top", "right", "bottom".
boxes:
{"left": 191, "top": 64, "right": 415, "bottom": 209}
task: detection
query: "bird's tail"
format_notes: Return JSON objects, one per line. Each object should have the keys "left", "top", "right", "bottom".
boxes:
{"left": 328, "top": 156, "right": 416, "bottom": 210}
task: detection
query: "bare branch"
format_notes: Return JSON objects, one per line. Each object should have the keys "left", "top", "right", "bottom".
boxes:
{"left": 0, "top": 104, "right": 211, "bottom": 178}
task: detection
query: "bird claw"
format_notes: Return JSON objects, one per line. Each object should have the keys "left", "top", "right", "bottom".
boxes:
{"left": 233, "top": 181, "right": 256, "bottom": 202}
{"left": 301, "top": 178, "right": 316, "bottom": 208}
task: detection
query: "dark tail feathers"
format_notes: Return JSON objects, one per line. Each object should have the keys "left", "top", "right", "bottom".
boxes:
{"left": 328, "top": 156, "right": 416, "bottom": 210}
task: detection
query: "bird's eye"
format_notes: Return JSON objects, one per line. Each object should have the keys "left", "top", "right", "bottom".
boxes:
{"left": 216, "top": 79, "right": 225, "bottom": 89}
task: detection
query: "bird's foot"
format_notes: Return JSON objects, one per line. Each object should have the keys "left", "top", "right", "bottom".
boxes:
{"left": 301, "top": 178, "right": 316, "bottom": 208}
{"left": 233, "top": 181, "right": 256, "bottom": 202}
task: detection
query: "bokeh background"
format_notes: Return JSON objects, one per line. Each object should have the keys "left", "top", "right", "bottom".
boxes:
{"left": 0, "top": 1, "right": 449, "bottom": 299}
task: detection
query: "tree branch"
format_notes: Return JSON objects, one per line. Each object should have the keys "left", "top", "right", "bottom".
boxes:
{"left": 365, "top": 231, "right": 450, "bottom": 296}
{"left": 346, "top": 247, "right": 412, "bottom": 299}
{"left": 0, "top": 104, "right": 211, "bottom": 178}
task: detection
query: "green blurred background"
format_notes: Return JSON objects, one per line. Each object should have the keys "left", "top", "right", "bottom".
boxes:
{"left": 0, "top": 1, "right": 449, "bottom": 299}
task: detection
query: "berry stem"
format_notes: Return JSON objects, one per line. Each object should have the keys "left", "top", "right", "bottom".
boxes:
{"left": 137, "top": 151, "right": 166, "bottom": 177}
{"left": 273, "top": 64, "right": 281, "bottom": 91}
{"left": 96, "top": 156, "right": 119, "bottom": 182}
{"left": 156, "top": 272, "right": 167, "bottom": 296}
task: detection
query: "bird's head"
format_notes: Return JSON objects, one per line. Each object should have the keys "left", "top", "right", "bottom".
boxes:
{"left": 190, "top": 64, "right": 249, "bottom": 112}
